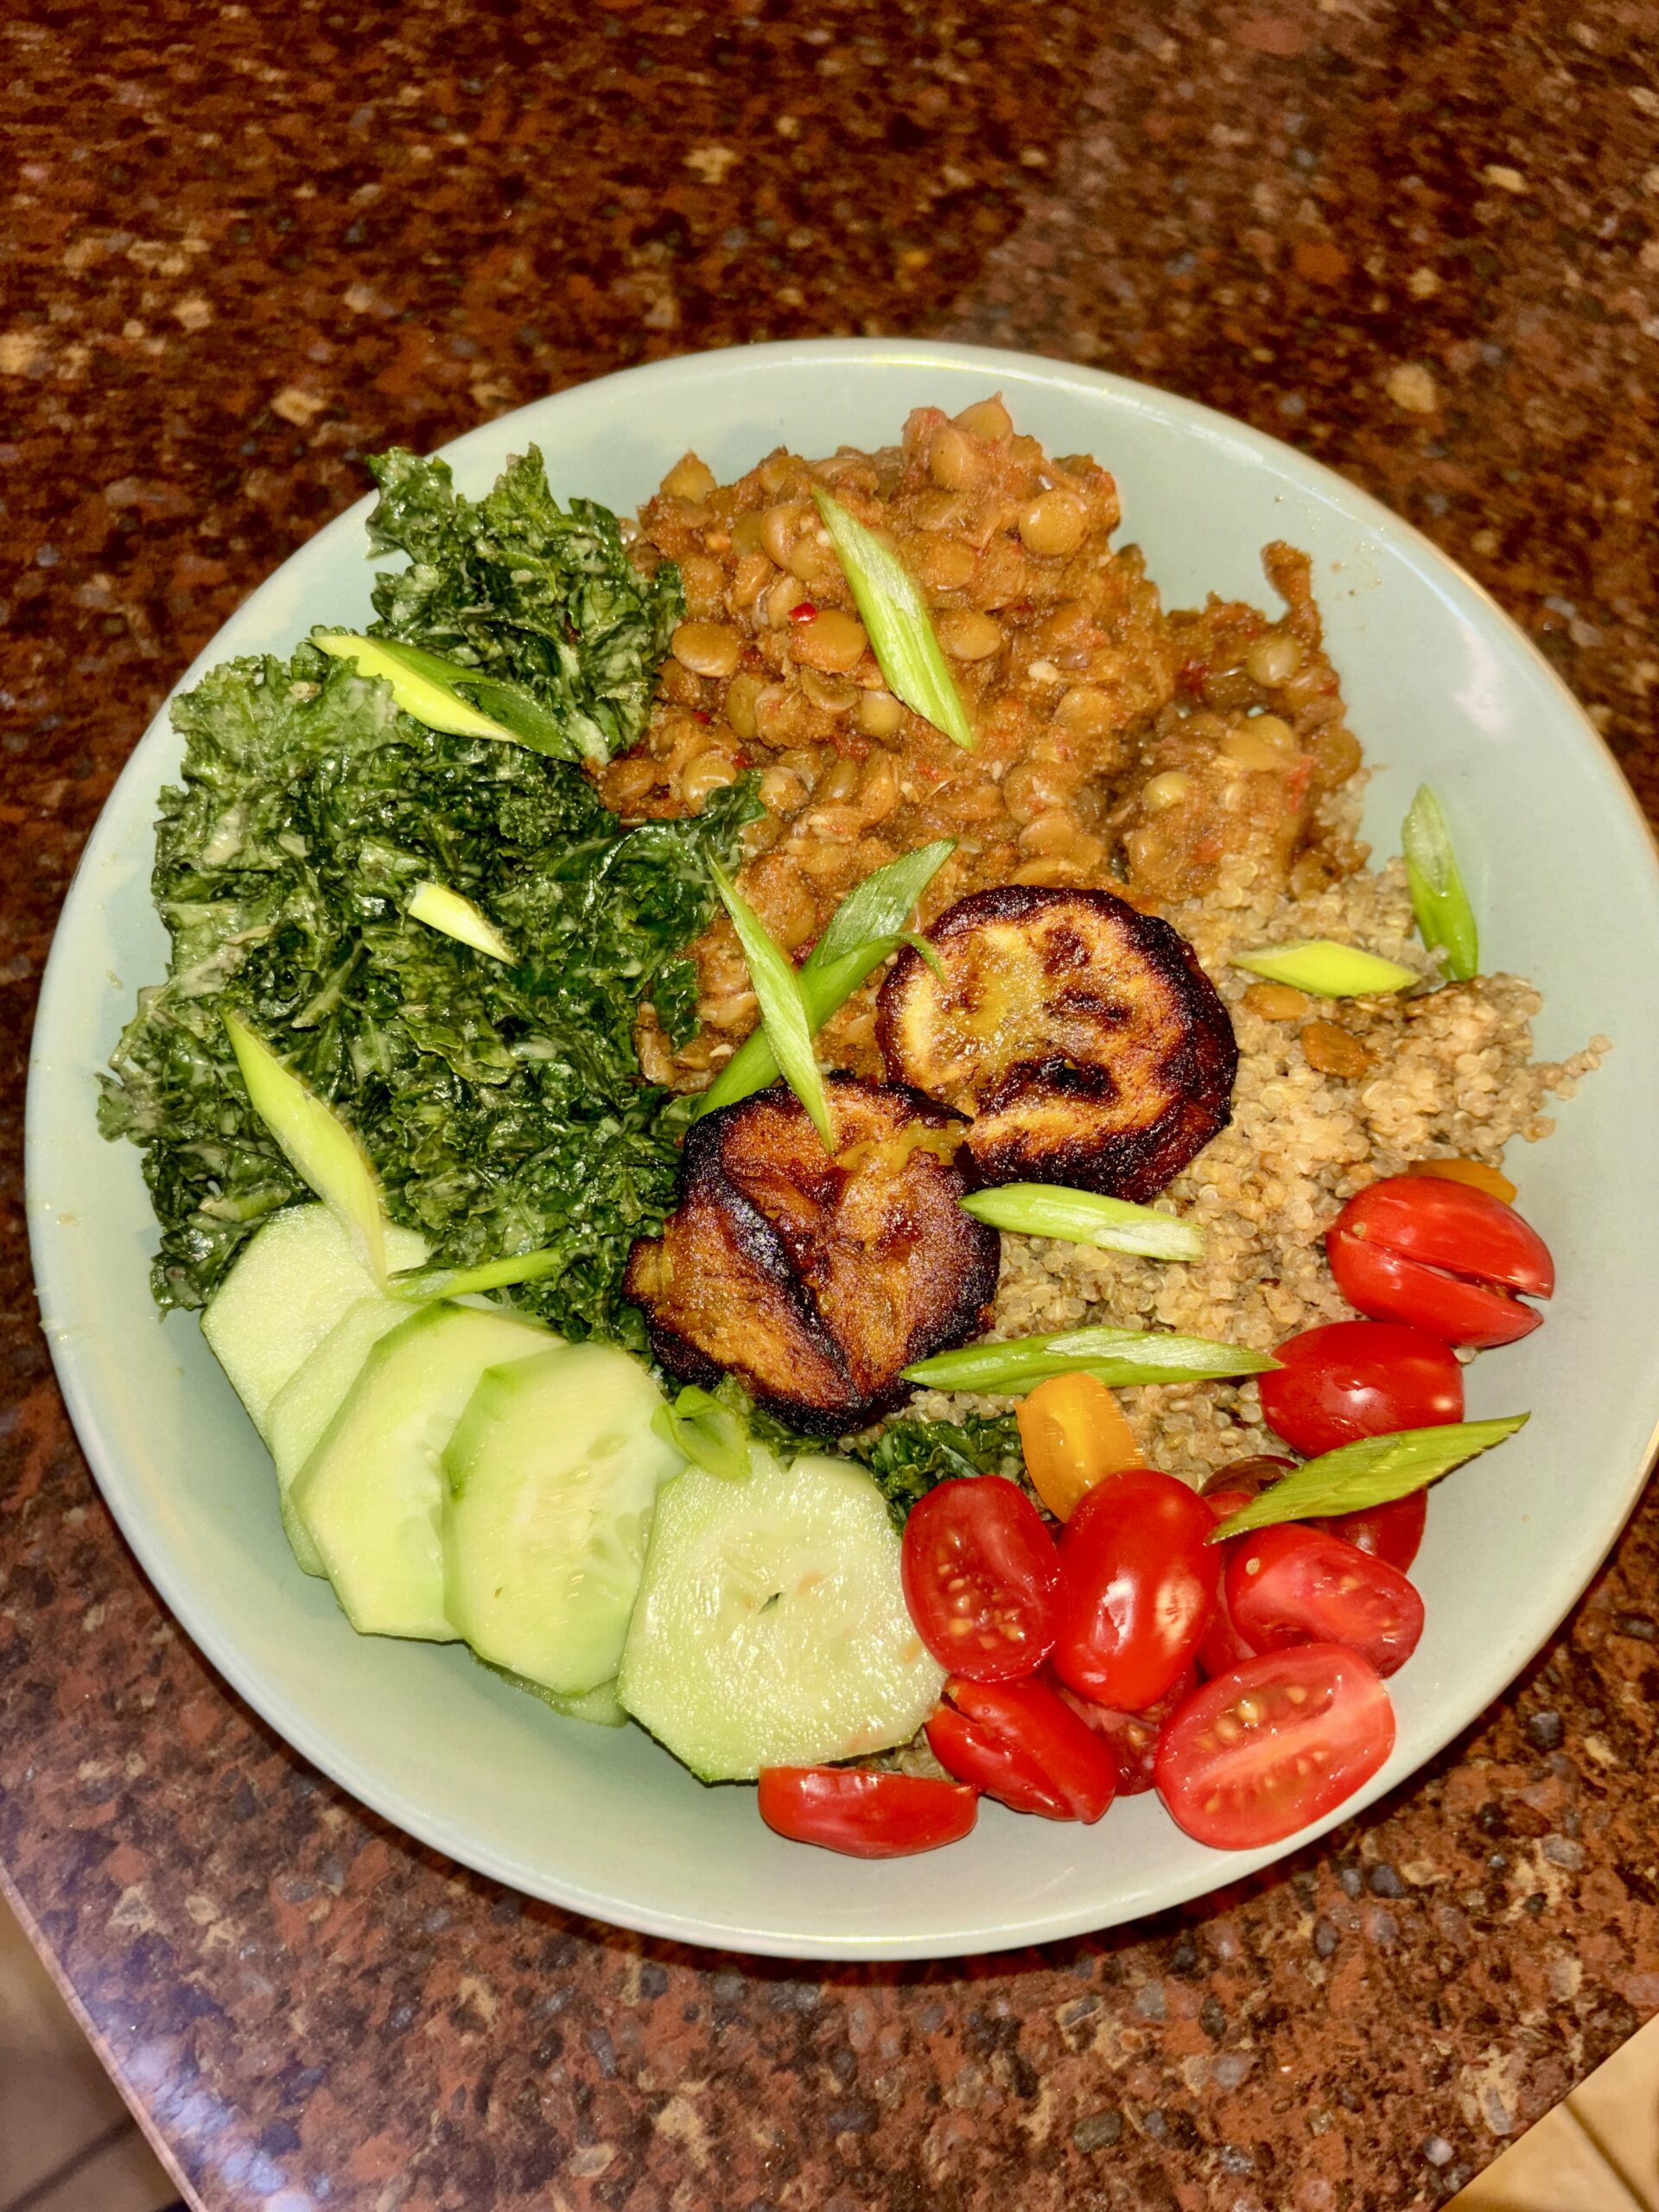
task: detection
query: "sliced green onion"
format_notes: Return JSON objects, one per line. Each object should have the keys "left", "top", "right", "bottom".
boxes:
{"left": 896, "top": 930, "right": 947, "bottom": 982}
{"left": 1210, "top": 1414, "right": 1529, "bottom": 1539}
{"left": 959, "top": 1185, "right": 1205, "bottom": 1262}
{"left": 652, "top": 1386, "right": 753, "bottom": 1482}
{"left": 312, "top": 633, "right": 576, "bottom": 759}
{"left": 903, "top": 1325, "right": 1277, "bottom": 1395}
{"left": 694, "top": 842, "right": 953, "bottom": 1119}
{"left": 1402, "top": 784, "right": 1479, "bottom": 982}
{"left": 1230, "top": 940, "right": 1421, "bottom": 997}
{"left": 223, "top": 1013, "right": 386, "bottom": 1281}
{"left": 812, "top": 491, "right": 975, "bottom": 750}
{"left": 810, "top": 840, "right": 955, "bottom": 967}
{"left": 388, "top": 1247, "right": 563, "bottom": 1302}
{"left": 711, "top": 862, "right": 835, "bottom": 1149}
{"left": 407, "top": 881, "right": 514, "bottom": 963}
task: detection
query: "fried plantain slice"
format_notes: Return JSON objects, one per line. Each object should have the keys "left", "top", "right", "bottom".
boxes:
{"left": 625, "top": 1076, "right": 1000, "bottom": 1432}
{"left": 876, "top": 885, "right": 1237, "bottom": 1200}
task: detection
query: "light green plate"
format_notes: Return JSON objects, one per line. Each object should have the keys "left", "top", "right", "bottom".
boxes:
{"left": 25, "top": 341, "right": 1659, "bottom": 1959}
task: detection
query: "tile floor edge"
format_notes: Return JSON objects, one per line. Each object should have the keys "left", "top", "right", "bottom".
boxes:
{"left": 0, "top": 1868, "right": 200, "bottom": 2212}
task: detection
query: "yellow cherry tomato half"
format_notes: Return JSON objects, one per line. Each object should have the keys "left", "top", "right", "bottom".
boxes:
{"left": 1408, "top": 1155, "right": 1516, "bottom": 1205}
{"left": 1016, "top": 1372, "right": 1141, "bottom": 1523}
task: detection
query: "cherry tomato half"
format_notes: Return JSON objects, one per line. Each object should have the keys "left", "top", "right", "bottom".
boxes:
{"left": 757, "top": 1768, "right": 978, "bottom": 1857}
{"left": 1257, "top": 1319, "right": 1464, "bottom": 1458}
{"left": 1326, "top": 1176, "right": 1554, "bottom": 1349}
{"left": 926, "top": 1675, "right": 1118, "bottom": 1822}
{"left": 1312, "top": 1489, "right": 1427, "bottom": 1573}
{"left": 1225, "top": 1523, "right": 1424, "bottom": 1677}
{"left": 1196, "top": 1575, "right": 1256, "bottom": 1680}
{"left": 1154, "top": 1643, "right": 1396, "bottom": 1848}
{"left": 1016, "top": 1372, "right": 1140, "bottom": 1522}
{"left": 900, "top": 1475, "right": 1060, "bottom": 1682}
{"left": 1052, "top": 1469, "right": 1221, "bottom": 1711}
{"left": 1058, "top": 1669, "right": 1197, "bottom": 1796}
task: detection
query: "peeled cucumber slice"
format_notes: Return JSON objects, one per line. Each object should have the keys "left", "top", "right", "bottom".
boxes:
{"left": 200, "top": 1204, "right": 427, "bottom": 1438}
{"left": 618, "top": 1452, "right": 944, "bottom": 1783}
{"left": 486, "top": 1662, "right": 629, "bottom": 1730}
{"left": 442, "top": 1342, "right": 683, "bottom": 1697}
{"left": 292, "top": 1303, "right": 550, "bottom": 1640}
{"left": 267, "top": 1293, "right": 417, "bottom": 1577}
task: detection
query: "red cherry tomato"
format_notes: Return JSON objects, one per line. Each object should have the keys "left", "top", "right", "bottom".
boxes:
{"left": 1312, "top": 1489, "right": 1427, "bottom": 1573}
{"left": 1198, "top": 1480, "right": 1278, "bottom": 1678}
{"left": 1058, "top": 1670, "right": 1197, "bottom": 1796}
{"left": 900, "top": 1476, "right": 1060, "bottom": 1682}
{"left": 1225, "top": 1523, "right": 1424, "bottom": 1677}
{"left": 757, "top": 1768, "right": 978, "bottom": 1857}
{"left": 1052, "top": 1469, "right": 1221, "bottom": 1711}
{"left": 1325, "top": 1177, "right": 1554, "bottom": 1348}
{"left": 1257, "top": 1320, "right": 1465, "bottom": 1457}
{"left": 1196, "top": 1576, "right": 1256, "bottom": 1679}
{"left": 1154, "top": 1643, "right": 1396, "bottom": 1847}
{"left": 926, "top": 1675, "right": 1118, "bottom": 1822}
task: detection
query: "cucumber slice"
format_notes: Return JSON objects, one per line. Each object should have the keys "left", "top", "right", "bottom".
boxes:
{"left": 618, "top": 1452, "right": 944, "bottom": 1782}
{"left": 485, "top": 1662, "right": 629, "bottom": 1730}
{"left": 200, "top": 1205, "right": 427, "bottom": 1438}
{"left": 442, "top": 1342, "right": 683, "bottom": 1698}
{"left": 292, "top": 1304, "right": 550, "bottom": 1639}
{"left": 267, "top": 1293, "right": 416, "bottom": 1576}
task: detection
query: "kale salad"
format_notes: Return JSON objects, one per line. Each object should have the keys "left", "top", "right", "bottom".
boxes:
{"left": 100, "top": 448, "right": 757, "bottom": 1351}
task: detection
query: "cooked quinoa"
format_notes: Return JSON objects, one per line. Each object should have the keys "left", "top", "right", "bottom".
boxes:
{"left": 607, "top": 397, "right": 1607, "bottom": 1490}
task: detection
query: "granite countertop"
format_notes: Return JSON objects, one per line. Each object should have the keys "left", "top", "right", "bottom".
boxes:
{"left": 3, "top": 2, "right": 1657, "bottom": 2206}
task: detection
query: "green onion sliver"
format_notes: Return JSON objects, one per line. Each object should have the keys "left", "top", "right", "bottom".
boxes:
{"left": 810, "top": 839, "right": 955, "bottom": 967}
{"left": 812, "top": 491, "right": 975, "bottom": 750}
{"left": 960, "top": 1185, "right": 1205, "bottom": 1263}
{"left": 389, "top": 1247, "right": 563, "bottom": 1303}
{"left": 408, "top": 881, "right": 514, "bottom": 963}
{"left": 312, "top": 632, "right": 578, "bottom": 760}
{"left": 1230, "top": 939, "right": 1421, "bottom": 997}
{"left": 223, "top": 1012, "right": 387, "bottom": 1281}
{"left": 694, "top": 841, "right": 953, "bottom": 1119}
{"left": 313, "top": 632, "right": 518, "bottom": 744}
{"left": 711, "top": 862, "right": 836, "bottom": 1149}
{"left": 903, "top": 1325, "right": 1277, "bottom": 1395}
{"left": 1402, "top": 784, "right": 1479, "bottom": 982}
{"left": 1210, "top": 1414, "right": 1529, "bottom": 1540}
{"left": 652, "top": 1386, "right": 752, "bottom": 1482}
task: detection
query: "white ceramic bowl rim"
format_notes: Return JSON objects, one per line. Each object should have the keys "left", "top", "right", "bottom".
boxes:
{"left": 26, "top": 339, "right": 1659, "bottom": 1960}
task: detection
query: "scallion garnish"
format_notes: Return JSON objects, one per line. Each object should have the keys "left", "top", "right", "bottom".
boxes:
{"left": 1209, "top": 1414, "right": 1529, "bottom": 1539}
{"left": 312, "top": 633, "right": 576, "bottom": 760}
{"left": 812, "top": 491, "right": 976, "bottom": 750}
{"left": 652, "top": 1385, "right": 753, "bottom": 1482}
{"left": 711, "top": 862, "right": 836, "bottom": 1149}
{"left": 389, "top": 1247, "right": 563, "bottom": 1302}
{"left": 902, "top": 1325, "right": 1277, "bottom": 1395}
{"left": 695, "top": 842, "right": 953, "bottom": 1119}
{"left": 959, "top": 1185, "right": 1205, "bottom": 1262}
{"left": 1230, "top": 940, "right": 1421, "bottom": 997}
{"left": 223, "top": 1013, "right": 387, "bottom": 1281}
{"left": 408, "top": 881, "right": 514, "bottom": 963}
{"left": 1402, "top": 784, "right": 1479, "bottom": 982}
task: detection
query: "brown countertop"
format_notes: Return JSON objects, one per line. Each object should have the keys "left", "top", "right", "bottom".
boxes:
{"left": 3, "top": 2, "right": 1657, "bottom": 2206}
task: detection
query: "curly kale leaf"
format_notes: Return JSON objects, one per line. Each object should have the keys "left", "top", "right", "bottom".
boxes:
{"left": 854, "top": 1414, "right": 1025, "bottom": 1526}
{"left": 99, "top": 641, "right": 756, "bottom": 1344}
{"left": 365, "top": 446, "right": 682, "bottom": 766}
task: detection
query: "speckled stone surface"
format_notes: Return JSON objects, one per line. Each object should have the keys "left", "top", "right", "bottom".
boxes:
{"left": 3, "top": 3, "right": 1657, "bottom": 2207}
